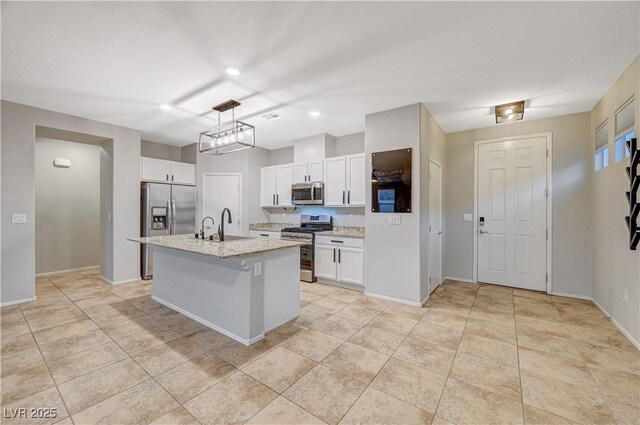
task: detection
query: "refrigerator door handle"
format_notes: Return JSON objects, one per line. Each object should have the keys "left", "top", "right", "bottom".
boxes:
{"left": 171, "top": 199, "right": 177, "bottom": 234}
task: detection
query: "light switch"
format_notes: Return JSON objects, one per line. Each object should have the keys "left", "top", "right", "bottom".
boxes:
{"left": 254, "top": 262, "right": 262, "bottom": 276}
{"left": 463, "top": 213, "right": 473, "bottom": 222}
{"left": 387, "top": 215, "right": 401, "bottom": 225}
{"left": 12, "top": 214, "right": 27, "bottom": 224}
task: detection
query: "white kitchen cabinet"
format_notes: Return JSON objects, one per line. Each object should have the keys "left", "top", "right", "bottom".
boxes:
{"left": 141, "top": 157, "right": 171, "bottom": 182}
{"left": 140, "top": 157, "right": 195, "bottom": 185}
{"left": 260, "top": 164, "right": 293, "bottom": 207}
{"left": 324, "top": 154, "right": 365, "bottom": 207}
{"left": 346, "top": 154, "right": 365, "bottom": 206}
{"left": 248, "top": 230, "right": 281, "bottom": 239}
{"left": 314, "top": 244, "right": 338, "bottom": 281}
{"left": 314, "top": 236, "right": 364, "bottom": 287}
{"left": 293, "top": 160, "right": 324, "bottom": 183}
{"left": 324, "top": 157, "right": 347, "bottom": 206}
{"left": 170, "top": 161, "right": 195, "bottom": 185}
{"left": 337, "top": 247, "right": 364, "bottom": 285}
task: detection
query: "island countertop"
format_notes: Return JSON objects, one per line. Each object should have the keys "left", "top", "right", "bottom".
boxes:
{"left": 129, "top": 234, "right": 303, "bottom": 259}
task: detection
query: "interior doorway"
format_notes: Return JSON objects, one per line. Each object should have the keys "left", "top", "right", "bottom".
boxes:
{"left": 34, "top": 126, "right": 113, "bottom": 280}
{"left": 428, "top": 158, "right": 443, "bottom": 294}
{"left": 474, "top": 133, "right": 552, "bottom": 292}
{"left": 202, "top": 173, "right": 241, "bottom": 237}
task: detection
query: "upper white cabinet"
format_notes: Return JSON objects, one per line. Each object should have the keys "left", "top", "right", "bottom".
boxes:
{"left": 140, "top": 157, "right": 195, "bottom": 185}
{"left": 261, "top": 164, "right": 293, "bottom": 207}
{"left": 293, "top": 159, "right": 324, "bottom": 183}
{"left": 141, "top": 157, "right": 171, "bottom": 182}
{"left": 324, "top": 153, "right": 365, "bottom": 207}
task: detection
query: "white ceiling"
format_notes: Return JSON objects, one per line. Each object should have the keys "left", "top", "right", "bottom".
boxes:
{"left": 2, "top": 1, "right": 638, "bottom": 149}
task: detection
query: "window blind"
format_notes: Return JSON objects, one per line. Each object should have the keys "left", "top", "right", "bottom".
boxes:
{"left": 615, "top": 98, "right": 635, "bottom": 135}
{"left": 595, "top": 121, "right": 609, "bottom": 149}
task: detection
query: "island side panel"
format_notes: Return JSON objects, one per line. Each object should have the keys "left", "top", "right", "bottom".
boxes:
{"left": 263, "top": 247, "right": 300, "bottom": 331}
{"left": 150, "top": 246, "right": 264, "bottom": 345}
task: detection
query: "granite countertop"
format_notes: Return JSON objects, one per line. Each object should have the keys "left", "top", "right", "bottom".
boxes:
{"left": 319, "top": 226, "right": 365, "bottom": 239}
{"left": 128, "top": 234, "right": 303, "bottom": 259}
{"left": 249, "top": 222, "right": 295, "bottom": 232}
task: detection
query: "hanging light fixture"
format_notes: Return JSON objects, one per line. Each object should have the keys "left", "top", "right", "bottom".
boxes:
{"left": 199, "top": 99, "right": 255, "bottom": 155}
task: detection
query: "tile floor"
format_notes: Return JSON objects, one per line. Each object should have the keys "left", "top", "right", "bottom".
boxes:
{"left": 1, "top": 270, "right": 639, "bottom": 425}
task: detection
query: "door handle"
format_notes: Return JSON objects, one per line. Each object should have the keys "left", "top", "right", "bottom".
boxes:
{"left": 276, "top": 194, "right": 279, "bottom": 205}
{"left": 438, "top": 231, "right": 443, "bottom": 235}
{"left": 479, "top": 229, "right": 488, "bottom": 234}
{"left": 171, "top": 175, "right": 174, "bottom": 182}
{"left": 171, "top": 200, "right": 177, "bottom": 234}
{"left": 166, "top": 174, "right": 169, "bottom": 181}
{"left": 273, "top": 194, "right": 275, "bottom": 205}
{"left": 166, "top": 200, "right": 171, "bottom": 234}
{"left": 338, "top": 249, "right": 341, "bottom": 263}
{"left": 342, "top": 190, "right": 345, "bottom": 204}
{"left": 333, "top": 248, "right": 336, "bottom": 263}
{"left": 347, "top": 190, "right": 350, "bottom": 204}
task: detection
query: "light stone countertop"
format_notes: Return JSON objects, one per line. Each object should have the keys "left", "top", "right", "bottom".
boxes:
{"left": 128, "top": 234, "right": 303, "bottom": 259}
{"left": 249, "top": 222, "right": 295, "bottom": 231}
{"left": 318, "top": 226, "right": 365, "bottom": 239}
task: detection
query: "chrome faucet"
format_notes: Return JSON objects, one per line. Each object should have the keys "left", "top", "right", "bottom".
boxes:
{"left": 218, "top": 208, "right": 232, "bottom": 241}
{"left": 201, "top": 216, "right": 215, "bottom": 239}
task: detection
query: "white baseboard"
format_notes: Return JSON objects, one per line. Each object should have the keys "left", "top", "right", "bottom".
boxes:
{"left": 590, "top": 298, "right": 640, "bottom": 351}
{"left": 316, "top": 279, "right": 364, "bottom": 293}
{"left": 1, "top": 296, "right": 36, "bottom": 307}
{"left": 364, "top": 291, "right": 423, "bottom": 307}
{"left": 99, "top": 275, "right": 140, "bottom": 286}
{"left": 36, "top": 265, "right": 99, "bottom": 277}
{"left": 442, "top": 276, "right": 476, "bottom": 284}
{"left": 151, "top": 295, "right": 262, "bottom": 346}
{"left": 549, "top": 291, "right": 592, "bottom": 301}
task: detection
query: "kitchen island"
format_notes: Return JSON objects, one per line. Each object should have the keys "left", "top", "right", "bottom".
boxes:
{"left": 129, "top": 234, "right": 302, "bottom": 345}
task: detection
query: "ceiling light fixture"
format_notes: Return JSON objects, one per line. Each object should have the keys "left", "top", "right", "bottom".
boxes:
{"left": 158, "top": 103, "right": 172, "bottom": 110}
{"left": 309, "top": 111, "right": 321, "bottom": 118}
{"left": 224, "top": 65, "right": 240, "bottom": 76}
{"left": 495, "top": 101, "right": 524, "bottom": 123}
{"left": 199, "top": 99, "right": 255, "bottom": 156}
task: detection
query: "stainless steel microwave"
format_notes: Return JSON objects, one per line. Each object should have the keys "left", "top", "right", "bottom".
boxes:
{"left": 292, "top": 182, "right": 324, "bottom": 205}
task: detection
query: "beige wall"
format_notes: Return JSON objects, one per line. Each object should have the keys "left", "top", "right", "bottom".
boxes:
{"left": 35, "top": 138, "right": 101, "bottom": 273}
{"left": 141, "top": 139, "right": 181, "bottom": 162}
{"left": 590, "top": 57, "right": 639, "bottom": 344}
{"left": 444, "top": 112, "right": 593, "bottom": 297}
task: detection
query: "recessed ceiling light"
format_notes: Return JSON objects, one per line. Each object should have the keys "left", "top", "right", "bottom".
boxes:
{"left": 495, "top": 101, "right": 524, "bottom": 123}
{"left": 224, "top": 65, "right": 240, "bottom": 76}
{"left": 309, "top": 111, "right": 321, "bottom": 118}
{"left": 158, "top": 103, "right": 172, "bottom": 110}
{"left": 262, "top": 113, "right": 284, "bottom": 121}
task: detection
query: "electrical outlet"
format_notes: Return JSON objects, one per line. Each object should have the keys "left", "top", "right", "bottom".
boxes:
{"left": 11, "top": 214, "right": 26, "bottom": 224}
{"left": 349, "top": 214, "right": 354, "bottom": 222}
{"left": 254, "top": 262, "right": 262, "bottom": 276}
{"left": 463, "top": 213, "right": 473, "bottom": 222}
{"left": 624, "top": 289, "right": 628, "bottom": 304}
{"left": 387, "top": 215, "right": 401, "bottom": 225}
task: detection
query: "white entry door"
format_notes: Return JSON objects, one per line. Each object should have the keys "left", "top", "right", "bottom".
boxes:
{"left": 202, "top": 174, "right": 241, "bottom": 236}
{"left": 429, "top": 159, "right": 443, "bottom": 293}
{"left": 477, "top": 137, "right": 547, "bottom": 291}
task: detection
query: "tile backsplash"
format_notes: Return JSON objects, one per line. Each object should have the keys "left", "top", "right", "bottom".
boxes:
{"left": 266, "top": 206, "right": 365, "bottom": 227}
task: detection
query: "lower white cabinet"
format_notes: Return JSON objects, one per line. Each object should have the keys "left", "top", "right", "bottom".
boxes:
{"left": 248, "top": 230, "right": 281, "bottom": 239}
{"left": 314, "top": 236, "right": 364, "bottom": 286}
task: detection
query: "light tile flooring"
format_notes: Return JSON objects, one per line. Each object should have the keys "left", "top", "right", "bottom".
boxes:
{"left": 1, "top": 270, "right": 639, "bottom": 425}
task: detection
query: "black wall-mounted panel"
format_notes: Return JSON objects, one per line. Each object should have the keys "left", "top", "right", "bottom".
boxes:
{"left": 371, "top": 148, "right": 412, "bottom": 213}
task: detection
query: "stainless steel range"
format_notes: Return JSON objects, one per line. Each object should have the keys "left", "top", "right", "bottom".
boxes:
{"left": 281, "top": 215, "right": 332, "bottom": 282}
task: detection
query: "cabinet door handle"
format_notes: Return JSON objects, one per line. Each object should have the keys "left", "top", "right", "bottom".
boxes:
{"left": 273, "top": 194, "right": 275, "bottom": 205}
{"left": 342, "top": 190, "right": 345, "bottom": 204}
{"left": 347, "top": 190, "right": 350, "bottom": 204}
{"left": 260, "top": 233, "right": 268, "bottom": 237}
{"left": 166, "top": 174, "right": 169, "bottom": 181}
{"left": 330, "top": 240, "right": 344, "bottom": 243}
{"left": 171, "top": 175, "right": 174, "bottom": 182}
{"left": 276, "top": 194, "right": 279, "bottom": 205}
{"left": 338, "top": 249, "right": 341, "bottom": 263}
{"left": 333, "top": 248, "right": 336, "bottom": 263}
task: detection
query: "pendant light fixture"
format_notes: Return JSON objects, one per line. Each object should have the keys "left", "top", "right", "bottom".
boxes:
{"left": 199, "top": 99, "right": 255, "bottom": 156}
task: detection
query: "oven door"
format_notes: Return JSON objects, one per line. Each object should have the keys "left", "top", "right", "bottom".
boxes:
{"left": 300, "top": 243, "right": 315, "bottom": 282}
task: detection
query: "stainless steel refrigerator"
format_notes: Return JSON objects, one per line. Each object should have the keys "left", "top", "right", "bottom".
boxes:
{"left": 141, "top": 182, "right": 196, "bottom": 279}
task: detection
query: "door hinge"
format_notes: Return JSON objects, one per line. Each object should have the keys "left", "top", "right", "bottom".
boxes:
{"left": 546, "top": 149, "right": 549, "bottom": 158}
{"left": 545, "top": 188, "right": 549, "bottom": 197}
{"left": 545, "top": 273, "right": 548, "bottom": 283}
